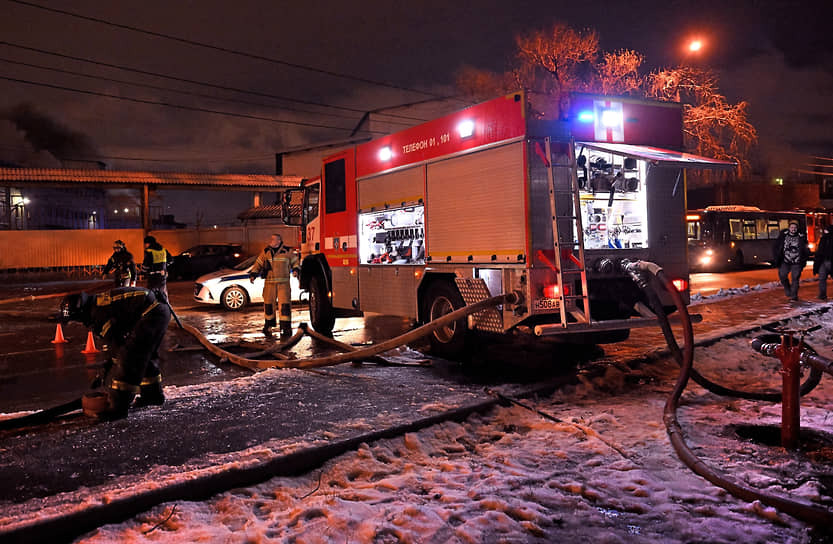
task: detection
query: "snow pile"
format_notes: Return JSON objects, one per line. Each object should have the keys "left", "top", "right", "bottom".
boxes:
{"left": 690, "top": 282, "right": 776, "bottom": 303}
{"left": 74, "top": 316, "right": 833, "bottom": 542}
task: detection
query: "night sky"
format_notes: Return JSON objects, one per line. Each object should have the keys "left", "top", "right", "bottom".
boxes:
{"left": 1, "top": 0, "right": 831, "bottom": 179}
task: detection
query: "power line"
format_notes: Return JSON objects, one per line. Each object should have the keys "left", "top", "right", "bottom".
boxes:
{"left": 8, "top": 0, "right": 453, "bottom": 101}
{"left": 0, "top": 40, "right": 429, "bottom": 124}
{"left": 0, "top": 55, "right": 378, "bottom": 124}
{"left": 0, "top": 74, "right": 392, "bottom": 134}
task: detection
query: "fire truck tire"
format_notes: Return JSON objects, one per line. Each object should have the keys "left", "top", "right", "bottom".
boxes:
{"left": 424, "top": 281, "right": 468, "bottom": 358}
{"left": 221, "top": 285, "right": 249, "bottom": 311}
{"left": 309, "top": 275, "right": 335, "bottom": 335}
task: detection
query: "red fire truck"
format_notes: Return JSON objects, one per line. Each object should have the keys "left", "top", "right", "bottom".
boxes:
{"left": 284, "top": 91, "right": 735, "bottom": 356}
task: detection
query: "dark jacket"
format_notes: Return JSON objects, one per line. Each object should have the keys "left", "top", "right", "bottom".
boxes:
{"left": 80, "top": 287, "right": 161, "bottom": 348}
{"left": 813, "top": 229, "right": 833, "bottom": 274}
{"left": 772, "top": 229, "right": 810, "bottom": 268}
{"left": 103, "top": 249, "right": 137, "bottom": 283}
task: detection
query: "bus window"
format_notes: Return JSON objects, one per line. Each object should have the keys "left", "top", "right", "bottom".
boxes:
{"left": 729, "top": 218, "right": 743, "bottom": 240}
{"left": 743, "top": 219, "right": 756, "bottom": 240}
{"left": 768, "top": 220, "right": 780, "bottom": 238}
{"left": 687, "top": 221, "right": 700, "bottom": 240}
{"left": 756, "top": 218, "right": 768, "bottom": 239}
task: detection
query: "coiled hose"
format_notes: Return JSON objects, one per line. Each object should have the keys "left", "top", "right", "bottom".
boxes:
{"left": 625, "top": 260, "right": 833, "bottom": 527}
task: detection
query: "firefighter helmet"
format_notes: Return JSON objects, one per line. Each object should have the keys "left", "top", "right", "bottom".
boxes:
{"left": 58, "top": 293, "right": 89, "bottom": 323}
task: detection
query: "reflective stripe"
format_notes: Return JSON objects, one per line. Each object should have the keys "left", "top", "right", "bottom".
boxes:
{"left": 140, "top": 374, "right": 162, "bottom": 386}
{"left": 111, "top": 379, "right": 140, "bottom": 393}
{"left": 141, "top": 301, "right": 160, "bottom": 316}
{"left": 101, "top": 320, "right": 112, "bottom": 337}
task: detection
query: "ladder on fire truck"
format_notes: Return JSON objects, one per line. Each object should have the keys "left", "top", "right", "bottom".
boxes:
{"left": 544, "top": 137, "right": 592, "bottom": 326}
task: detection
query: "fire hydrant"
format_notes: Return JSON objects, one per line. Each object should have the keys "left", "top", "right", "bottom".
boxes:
{"left": 774, "top": 333, "right": 802, "bottom": 449}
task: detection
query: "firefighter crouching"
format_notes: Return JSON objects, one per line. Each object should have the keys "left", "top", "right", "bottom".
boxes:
{"left": 142, "top": 235, "right": 171, "bottom": 303}
{"left": 250, "top": 233, "right": 299, "bottom": 338}
{"left": 103, "top": 239, "right": 137, "bottom": 287}
{"left": 59, "top": 287, "right": 171, "bottom": 420}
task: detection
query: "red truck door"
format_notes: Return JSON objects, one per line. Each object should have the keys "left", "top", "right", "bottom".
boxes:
{"left": 321, "top": 149, "right": 359, "bottom": 308}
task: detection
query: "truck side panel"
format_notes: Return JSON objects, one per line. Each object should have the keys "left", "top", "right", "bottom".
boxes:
{"left": 425, "top": 141, "right": 527, "bottom": 264}
{"left": 358, "top": 165, "right": 424, "bottom": 210}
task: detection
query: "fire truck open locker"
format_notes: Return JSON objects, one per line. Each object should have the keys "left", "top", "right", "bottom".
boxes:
{"left": 284, "top": 91, "right": 734, "bottom": 357}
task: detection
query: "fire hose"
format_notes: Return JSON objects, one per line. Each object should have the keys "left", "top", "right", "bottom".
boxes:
{"left": 625, "top": 259, "right": 833, "bottom": 527}
{"left": 179, "top": 292, "right": 517, "bottom": 370}
{"left": 0, "top": 292, "right": 516, "bottom": 429}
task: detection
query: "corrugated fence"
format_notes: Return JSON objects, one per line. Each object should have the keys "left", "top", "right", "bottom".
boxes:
{"left": 0, "top": 224, "right": 301, "bottom": 272}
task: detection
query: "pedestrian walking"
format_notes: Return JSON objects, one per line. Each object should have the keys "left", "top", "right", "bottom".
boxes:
{"left": 102, "top": 239, "right": 137, "bottom": 287}
{"left": 58, "top": 287, "right": 171, "bottom": 420}
{"left": 249, "top": 233, "right": 299, "bottom": 338}
{"left": 813, "top": 226, "right": 833, "bottom": 300}
{"left": 772, "top": 220, "right": 810, "bottom": 301}
{"left": 141, "top": 235, "right": 171, "bottom": 303}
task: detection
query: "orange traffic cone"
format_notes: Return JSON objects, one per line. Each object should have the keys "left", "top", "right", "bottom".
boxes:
{"left": 51, "top": 323, "right": 68, "bottom": 344}
{"left": 81, "top": 331, "right": 100, "bottom": 354}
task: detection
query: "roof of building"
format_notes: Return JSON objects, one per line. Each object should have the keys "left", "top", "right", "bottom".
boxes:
{"left": 0, "top": 168, "right": 305, "bottom": 189}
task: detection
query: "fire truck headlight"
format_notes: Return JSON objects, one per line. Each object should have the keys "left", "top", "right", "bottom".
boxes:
{"left": 378, "top": 146, "right": 392, "bottom": 161}
{"left": 457, "top": 119, "right": 474, "bottom": 139}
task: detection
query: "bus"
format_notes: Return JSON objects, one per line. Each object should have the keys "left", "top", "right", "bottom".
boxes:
{"left": 799, "top": 208, "right": 833, "bottom": 254}
{"left": 686, "top": 206, "right": 806, "bottom": 270}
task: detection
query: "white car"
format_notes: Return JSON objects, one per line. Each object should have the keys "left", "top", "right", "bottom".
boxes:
{"left": 193, "top": 255, "right": 306, "bottom": 311}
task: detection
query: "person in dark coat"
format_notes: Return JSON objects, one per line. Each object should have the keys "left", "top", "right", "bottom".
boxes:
{"left": 813, "top": 227, "right": 833, "bottom": 300}
{"left": 59, "top": 287, "right": 171, "bottom": 420}
{"left": 772, "top": 220, "right": 810, "bottom": 301}
{"left": 141, "top": 235, "right": 172, "bottom": 303}
{"left": 102, "top": 239, "right": 137, "bottom": 287}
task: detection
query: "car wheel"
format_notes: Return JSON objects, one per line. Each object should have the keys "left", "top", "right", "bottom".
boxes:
{"left": 423, "top": 281, "right": 468, "bottom": 358}
{"left": 309, "top": 275, "right": 335, "bottom": 335}
{"left": 221, "top": 285, "right": 249, "bottom": 311}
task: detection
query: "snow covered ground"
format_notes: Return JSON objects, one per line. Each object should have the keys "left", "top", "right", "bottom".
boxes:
{"left": 70, "top": 310, "right": 833, "bottom": 543}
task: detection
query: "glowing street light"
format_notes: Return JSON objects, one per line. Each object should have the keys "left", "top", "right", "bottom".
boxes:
{"left": 688, "top": 39, "right": 703, "bottom": 53}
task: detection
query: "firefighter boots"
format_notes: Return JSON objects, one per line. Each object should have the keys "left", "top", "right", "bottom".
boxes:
{"left": 280, "top": 321, "right": 292, "bottom": 339}
{"left": 99, "top": 388, "right": 136, "bottom": 421}
{"left": 134, "top": 379, "right": 165, "bottom": 407}
{"left": 262, "top": 325, "right": 273, "bottom": 338}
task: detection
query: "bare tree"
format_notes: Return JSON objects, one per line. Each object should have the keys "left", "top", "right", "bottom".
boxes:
{"left": 455, "top": 22, "right": 755, "bottom": 176}
{"left": 647, "top": 66, "right": 757, "bottom": 178}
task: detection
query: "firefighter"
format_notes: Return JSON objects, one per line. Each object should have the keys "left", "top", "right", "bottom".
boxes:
{"left": 249, "top": 233, "right": 299, "bottom": 338}
{"left": 102, "top": 239, "right": 137, "bottom": 287}
{"left": 141, "top": 235, "right": 172, "bottom": 303}
{"left": 58, "top": 287, "right": 171, "bottom": 420}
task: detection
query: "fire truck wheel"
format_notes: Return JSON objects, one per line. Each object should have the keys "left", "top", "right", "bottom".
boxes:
{"left": 424, "top": 281, "right": 467, "bottom": 358}
{"left": 221, "top": 286, "right": 249, "bottom": 311}
{"left": 309, "top": 275, "right": 335, "bottom": 335}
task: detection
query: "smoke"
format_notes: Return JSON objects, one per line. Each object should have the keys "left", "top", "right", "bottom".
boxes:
{"left": 1, "top": 103, "right": 99, "bottom": 166}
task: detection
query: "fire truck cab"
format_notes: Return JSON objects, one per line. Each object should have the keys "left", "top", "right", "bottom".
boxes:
{"left": 284, "top": 91, "right": 734, "bottom": 357}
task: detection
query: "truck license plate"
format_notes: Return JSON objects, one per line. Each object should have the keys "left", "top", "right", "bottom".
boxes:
{"left": 534, "top": 298, "right": 560, "bottom": 310}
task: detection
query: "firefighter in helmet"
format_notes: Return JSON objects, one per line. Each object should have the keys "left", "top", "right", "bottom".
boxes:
{"left": 141, "top": 235, "right": 172, "bottom": 303}
{"left": 102, "top": 239, "right": 137, "bottom": 288}
{"left": 250, "top": 233, "right": 299, "bottom": 338}
{"left": 58, "top": 287, "right": 171, "bottom": 420}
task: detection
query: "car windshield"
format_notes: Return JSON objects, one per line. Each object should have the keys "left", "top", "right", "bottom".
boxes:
{"left": 233, "top": 255, "right": 257, "bottom": 270}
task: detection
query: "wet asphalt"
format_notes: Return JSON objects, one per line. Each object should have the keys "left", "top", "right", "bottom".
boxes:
{"left": 0, "top": 273, "right": 830, "bottom": 542}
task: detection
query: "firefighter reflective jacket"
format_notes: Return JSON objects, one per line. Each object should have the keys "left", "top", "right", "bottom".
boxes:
{"left": 250, "top": 243, "right": 299, "bottom": 284}
{"left": 81, "top": 287, "right": 161, "bottom": 347}
{"left": 142, "top": 243, "right": 171, "bottom": 277}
